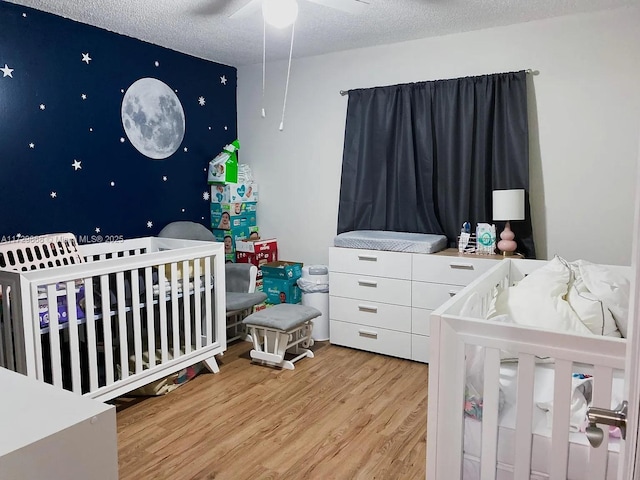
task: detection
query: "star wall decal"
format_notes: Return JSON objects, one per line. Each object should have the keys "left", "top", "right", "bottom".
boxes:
{"left": 39, "top": 104, "right": 45, "bottom": 110}
{"left": 81, "top": 93, "right": 87, "bottom": 100}
{"left": 183, "top": 147, "right": 188, "bottom": 152}
{"left": 147, "top": 221, "right": 153, "bottom": 228}
{"left": 81, "top": 52, "right": 91, "bottom": 64}
{"left": 198, "top": 96, "right": 206, "bottom": 106}
{"left": 154, "top": 61, "right": 160, "bottom": 67}
{"left": 29, "top": 142, "right": 34, "bottom": 148}
{"left": 50, "top": 191, "right": 57, "bottom": 198}
{"left": 1, "top": 64, "right": 14, "bottom": 78}
{"left": 220, "top": 75, "right": 227, "bottom": 85}
{"left": 162, "top": 176, "right": 167, "bottom": 181}
{"left": 203, "top": 191, "right": 210, "bottom": 200}
{"left": 72, "top": 159, "right": 82, "bottom": 171}
{"left": 95, "top": 227, "right": 101, "bottom": 233}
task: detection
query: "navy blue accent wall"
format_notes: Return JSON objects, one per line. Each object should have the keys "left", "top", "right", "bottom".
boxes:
{"left": 0, "top": 2, "right": 237, "bottom": 243}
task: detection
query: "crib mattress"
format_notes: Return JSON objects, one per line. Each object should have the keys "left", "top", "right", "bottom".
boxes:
{"left": 333, "top": 230, "right": 447, "bottom": 254}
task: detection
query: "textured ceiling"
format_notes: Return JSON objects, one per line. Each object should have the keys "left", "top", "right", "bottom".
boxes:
{"left": 4, "top": 0, "right": 637, "bottom": 67}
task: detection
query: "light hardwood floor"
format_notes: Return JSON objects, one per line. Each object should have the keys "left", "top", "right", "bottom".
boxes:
{"left": 115, "top": 340, "right": 428, "bottom": 480}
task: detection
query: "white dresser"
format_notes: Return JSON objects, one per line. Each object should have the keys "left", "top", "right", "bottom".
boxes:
{"left": 329, "top": 247, "right": 501, "bottom": 362}
{"left": 0, "top": 368, "right": 118, "bottom": 480}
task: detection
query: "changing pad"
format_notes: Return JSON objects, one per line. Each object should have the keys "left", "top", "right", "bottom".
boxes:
{"left": 334, "top": 230, "right": 448, "bottom": 254}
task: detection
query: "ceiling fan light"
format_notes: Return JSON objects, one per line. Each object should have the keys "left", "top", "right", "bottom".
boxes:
{"left": 262, "top": 0, "right": 299, "bottom": 28}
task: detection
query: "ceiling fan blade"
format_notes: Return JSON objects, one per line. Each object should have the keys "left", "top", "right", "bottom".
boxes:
{"left": 229, "top": 0, "right": 262, "bottom": 19}
{"left": 308, "top": 0, "right": 370, "bottom": 14}
{"left": 190, "top": 0, "right": 226, "bottom": 16}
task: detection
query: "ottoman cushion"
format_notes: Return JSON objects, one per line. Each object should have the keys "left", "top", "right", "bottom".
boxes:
{"left": 242, "top": 303, "right": 321, "bottom": 330}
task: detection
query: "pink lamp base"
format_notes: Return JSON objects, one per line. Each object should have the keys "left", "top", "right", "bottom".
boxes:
{"left": 497, "top": 221, "right": 517, "bottom": 256}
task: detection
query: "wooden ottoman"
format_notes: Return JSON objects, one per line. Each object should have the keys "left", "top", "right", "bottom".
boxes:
{"left": 242, "top": 304, "right": 320, "bottom": 370}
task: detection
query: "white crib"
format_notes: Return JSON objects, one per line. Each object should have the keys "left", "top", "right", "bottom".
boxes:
{"left": 427, "top": 258, "right": 629, "bottom": 479}
{"left": 0, "top": 234, "right": 226, "bottom": 401}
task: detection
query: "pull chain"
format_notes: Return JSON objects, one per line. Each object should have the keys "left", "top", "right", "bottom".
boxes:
{"left": 279, "top": 21, "right": 295, "bottom": 131}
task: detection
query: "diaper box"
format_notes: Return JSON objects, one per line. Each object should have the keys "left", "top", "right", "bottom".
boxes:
{"left": 211, "top": 208, "right": 257, "bottom": 230}
{"left": 207, "top": 140, "right": 239, "bottom": 184}
{"left": 210, "top": 202, "right": 257, "bottom": 217}
{"left": 263, "top": 277, "right": 302, "bottom": 305}
{"left": 260, "top": 260, "right": 303, "bottom": 281}
{"left": 212, "top": 226, "right": 259, "bottom": 254}
{"left": 236, "top": 239, "right": 279, "bottom": 273}
{"left": 39, "top": 286, "right": 86, "bottom": 329}
{"left": 210, "top": 182, "right": 259, "bottom": 203}
{"left": 235, "top": 238, "right": 278, "bottom": 255}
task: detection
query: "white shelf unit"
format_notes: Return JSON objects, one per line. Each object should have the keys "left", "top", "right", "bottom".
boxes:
{"left": 329, "top": 247, "right": 501, "bottom": 362}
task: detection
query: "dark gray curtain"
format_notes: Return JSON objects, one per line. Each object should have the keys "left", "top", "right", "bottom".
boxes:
{"left": 337, "top": 70, "right": 535, "bottom": 258}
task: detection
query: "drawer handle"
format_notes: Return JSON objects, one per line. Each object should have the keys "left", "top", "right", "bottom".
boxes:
{"left": 359, "top": 329, "right": 378, "bottom": 339}
{"left": 358, "top": 279, "right": 378, "bottom": 288}
{"left": 449, "top": 289, "right": 461, "bottom": 297}
{"left": 358, "top": 304, "right": 378, "bottom": 313}
{"left": 450, "top": 262, "right": 474, "bottom": 270}
{"left": 358, "top": 254, "right": 378, "bottom": 262}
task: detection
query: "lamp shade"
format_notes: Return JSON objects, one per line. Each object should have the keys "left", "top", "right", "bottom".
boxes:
{"left": 492, "top": 189, "right": 525, "bottom": 221}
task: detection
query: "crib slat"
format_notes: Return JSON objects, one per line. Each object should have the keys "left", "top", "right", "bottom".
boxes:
{"left": 100, "top": 274, "right": 115, "bottom": 385}
{"left": 549, "top": 359, "right": 573, "bottom": 480}
{"left": 83, "top": 278, "right": 99, "bottom": 391}
{"left": 46, "top": 284, "right": 63, "bottom": 388}
{"left": 0, "top": 285, "right": 7, "bottom": 368}
{"left": 170, "top": 263, "right": 180, "bottom": 359}
{"left": 204, "top": 258, "right": 212, "bottom": 345}
{"left": 441, "top": 327, "right": 466, "bottom": 480}
{"left": 158, "top": 269, "right": 169, "bottom": 364}
{"left": 30, "top": 288, "right": 45, "bottom": 381}
{"left": 130, "top": 268, "right": 143, "bottom": 374}
{"left": 480, "top": 347, "right": 501, "bottom": 480}
{"left": 513, "top": 353, "right": 535, "bottom": 480}
{"left": 588, "top": 365, "right": 614, "bottom": 479}
{"left": 193, "top": 259, "right": 202, "bottom": 349}
{"left": 182, "top": 260, "right": 191, "bottom": 355}
{"left": 116, "top": 271, "right": 128, "bottom": 380}
{"left": 145, "top": 267, "right": 156, "bottom": 368}
{"left": 65, "top": 280, "right": 82, "bottom": 394}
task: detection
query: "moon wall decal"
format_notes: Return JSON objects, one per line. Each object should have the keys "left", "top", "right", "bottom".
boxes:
{"left": 121, "top": 78, "right": 185, "bottom": 160}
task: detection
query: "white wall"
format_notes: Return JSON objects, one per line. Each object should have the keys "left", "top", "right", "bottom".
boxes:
{"left": 238, "top": 6, "right": 640, "bottom": 266}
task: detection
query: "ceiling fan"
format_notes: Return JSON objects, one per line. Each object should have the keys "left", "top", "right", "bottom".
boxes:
{"left": 228, "top": 0, "right": 370, "bottom": 20}
{"left": 227, "top": 0, "right": 370, "bottom": 131}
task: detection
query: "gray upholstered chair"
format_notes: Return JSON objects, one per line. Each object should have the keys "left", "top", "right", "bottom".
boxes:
{"left": 158, "top": 221, "right": 267, "bottom": 342}
{"left": 225, "top": 263, "right": 267, "bottom": 341}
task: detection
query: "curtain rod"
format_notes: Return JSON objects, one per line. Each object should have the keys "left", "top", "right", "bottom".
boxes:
{"left": 339, "top": 69, "right": 539, "bottom": 96}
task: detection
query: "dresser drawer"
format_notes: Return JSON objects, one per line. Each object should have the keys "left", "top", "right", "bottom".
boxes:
{"left": 330, "top": 296, "right": 411, "bottom": 332}
{"left": 330, "top": 272, "right": 411, "bottom": 306}
{"left": 412, "top": 254, "right": 499, "bottom": 285}
{"left": 330, "top": 320, "right": 412, "bottom": 360}
{"left": 411, "top": 334, "right": 430, "bottom": 363}
{"left": 329, "top": 247, "right": 411, "bottom": 280}
{"left": 412, "top": 282, "right": 464, "bottom": 310}
{"left": 411, "top": 307, "right": 431, "bottom": 336}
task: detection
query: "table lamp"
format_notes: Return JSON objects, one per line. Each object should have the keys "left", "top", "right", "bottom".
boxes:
{"left": 492, "top": 189, "right": 525, "bottom": 256}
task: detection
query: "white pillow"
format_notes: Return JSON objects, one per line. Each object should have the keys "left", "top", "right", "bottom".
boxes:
{"left": 576, "top": 260, "right": 630, "bottom": 337}
{"left": 489, "top": 256, "right": 592, "bottom": 335}
{"left": 567, "top": 268, "right": 621, "bottom": 337}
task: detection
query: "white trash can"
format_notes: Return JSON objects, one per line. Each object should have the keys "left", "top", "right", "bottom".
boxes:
{"left": 297, "top": 265, "right": 329, "bottom": 341}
